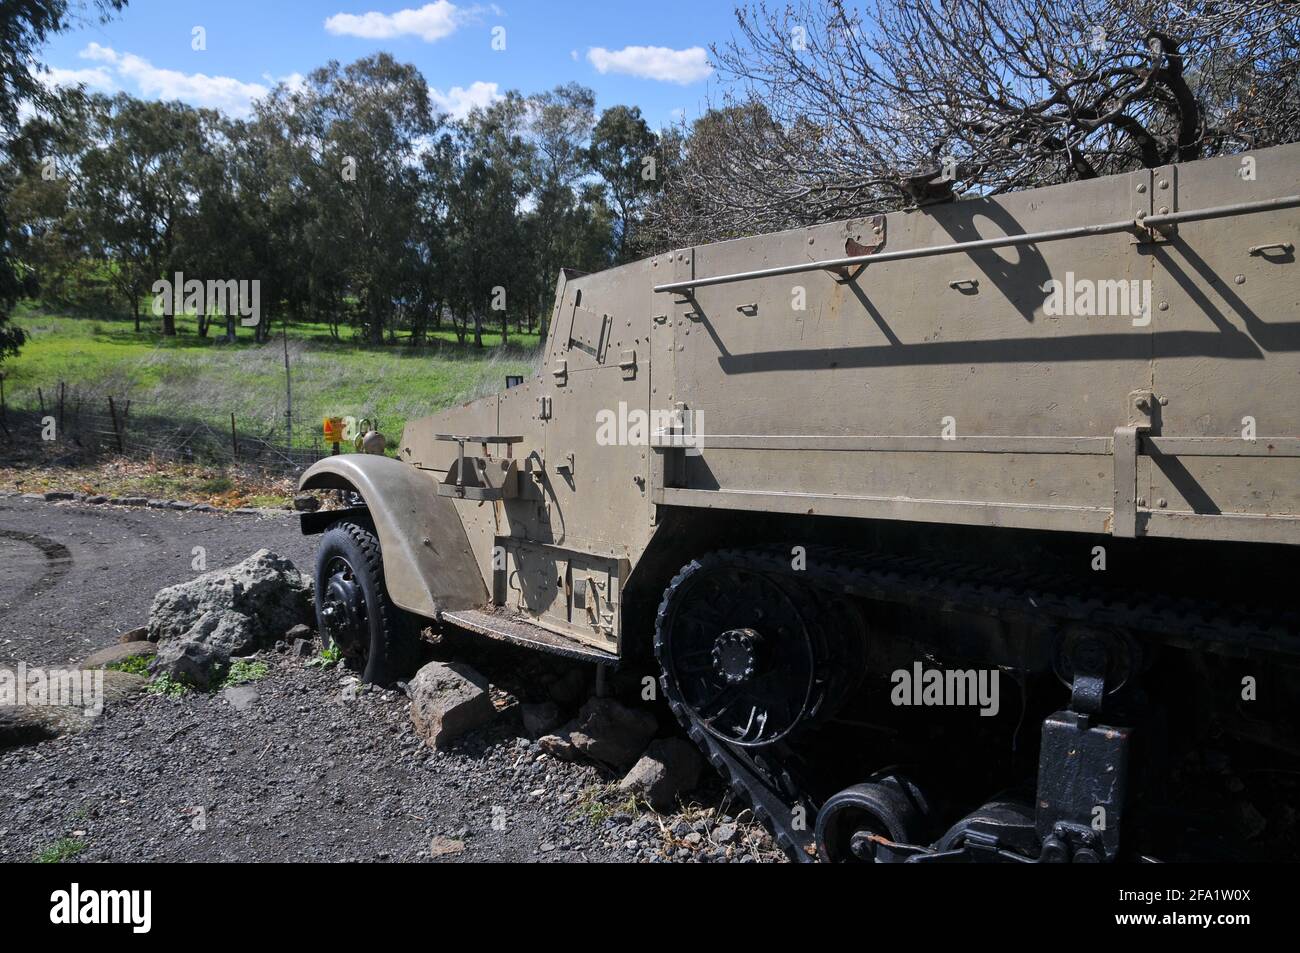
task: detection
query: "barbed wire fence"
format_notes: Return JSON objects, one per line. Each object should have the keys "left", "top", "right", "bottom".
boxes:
{"left": 0, "top": 378, "right": 325, "bottom": 473}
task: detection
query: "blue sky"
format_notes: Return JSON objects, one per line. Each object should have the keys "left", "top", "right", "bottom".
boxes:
{"left": 38, "top": 0, "right": 742, "bottom": 126}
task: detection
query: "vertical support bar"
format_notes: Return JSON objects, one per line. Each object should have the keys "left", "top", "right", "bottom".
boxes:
{"left": 456, "top": 437, "right": 466, "bottom": 497}
{"left": 108, "top": 397, "right": 123, "bottom": 453}
{"left": 1113, "top": 426, "right": 1141, "bottom": 538}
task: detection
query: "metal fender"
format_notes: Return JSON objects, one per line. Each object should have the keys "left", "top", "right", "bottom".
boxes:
{"left": 298, "top": 454, "right": 486, "bottom": 619}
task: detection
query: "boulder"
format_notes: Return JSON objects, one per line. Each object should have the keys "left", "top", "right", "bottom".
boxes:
{"left": 408, "top": 661, "right": 495, "bottom": 749}
{"left": 561, "top": 697, "right": 659, "bottom": 771}
{"left": 284, "top": 623, "right": 313, "bottom": 641}
{"left": 147, "top": 550, "right": 312, "bottom": 688}
{"left": 520, "top": 701, "right": 562, "bottom": 737}
{"left": 152, "top": 637, "right": 229, "bottom": 690}
{"left": 618, "top": 737, "right": 704, "bottom": 810}
{"left": 82, "top": 641, "right": 156, "bottom": 668}
{"left": 118, "top": 626, "right": 150, "bottom": 644}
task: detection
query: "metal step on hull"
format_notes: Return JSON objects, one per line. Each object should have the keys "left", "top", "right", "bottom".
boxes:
{"left": 438, "top": 607, "right": 619, "bottom": 666}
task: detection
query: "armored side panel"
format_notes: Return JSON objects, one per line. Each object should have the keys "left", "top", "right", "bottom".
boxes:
{"left": 648, "top": 145, "right": 1299, "bottom": 546}
{"left": 403, "top": 143, "right": 1299, "bottom": 650}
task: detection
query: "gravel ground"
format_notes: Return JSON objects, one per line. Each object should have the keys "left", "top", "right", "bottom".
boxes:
{"left": 0, "top": 495, "right": 781, "bottom": 863}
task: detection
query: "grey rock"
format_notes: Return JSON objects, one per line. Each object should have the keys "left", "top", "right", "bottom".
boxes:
{"left": 618, "top": 737, "right": 704, "bottom": 810}
{"left": 20, "top": 493, "right": 43, "bottom": 500}
{"left": 42, "top": 490, "right": 74, "bottom": 501}
{"left": 114, "top": 497, "right": 147, "bottom": 506}
{"left": 118, "top": 626, "right": 150, "bottom": 644}
{"left": 147, "top": 499, "right": 169, "bottom": 509}
{"left": 713, "top": 822, "right": 738, "bottom": 844}
{"left": 85, "top": 495, "right": 108, "bottom": 505}
{"left": 284, "top": 623, "right": 313, "bottom": 640}
{"left": 290, "top": 638, "right": 313, "bottom": 657}
{"left": 563, "top": 697, "right": 658, "bottom": 771}
{"left": 82, "top": 641, "right": 156, "bottom": 668}
{"left": 520, "top": 701, "right": 562, "bottom": 737}
{"left": 408, "top": 661, "right": 495, "bottom": 749}
{"left": 168, "top": 500, "right": 195, "bottom": 511}
{"left": 148, "top": 549, "right": 313, "bottom": 654}
{"left": 193, "top": 504, "right": 216, "bottom": 512}
{"left": 293, "top": 494, "right": 320, "bottom": 512}
{"left": 151, "top": 637, "right": 228, "bottom": 690}
{"left": 538, "top": 733, "right": 577, "bottom": 760}
{"left": 222, "top": 685, "right": 260, "bottom": 711}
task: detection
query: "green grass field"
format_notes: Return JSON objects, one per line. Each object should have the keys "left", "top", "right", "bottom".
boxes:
{"left": 1, "top": 302, "right": 543, "bottom": 449}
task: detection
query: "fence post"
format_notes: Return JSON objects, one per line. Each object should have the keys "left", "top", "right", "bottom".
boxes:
{"left": 107, "top": 397, "right": 124, "bottom": 453}
{"left": 231, "top": 413, "right": 238, "bottom": 461}
{"left": 58, "top": 381, "right": 65, "bottom": 434}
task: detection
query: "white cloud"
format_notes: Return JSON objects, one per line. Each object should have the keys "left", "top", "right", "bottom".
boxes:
{"left": 46, "top": 65, "right": 116, "bottom": 92}
{"left": 587, "top": 45, "right": 712, "bottom": 84}
{"left": 325, "top": 2, "right": 466, "bottom": 42}
{"left": 429, "top": 80, "right": 502, "bottom": 119}
{"left": 263, "top": 71, "right": 307, "bottom": 95}
{"left": 80, "top": 42, "right": 268, "bottom": 115}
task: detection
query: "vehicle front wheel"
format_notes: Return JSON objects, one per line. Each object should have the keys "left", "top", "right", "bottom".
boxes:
{"left": 313, "top": 520, "right": 418, "bottom": 686}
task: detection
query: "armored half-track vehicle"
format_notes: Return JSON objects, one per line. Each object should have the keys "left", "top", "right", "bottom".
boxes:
{"left": 300, "top": 143, "right": 1300, "bottom": 863}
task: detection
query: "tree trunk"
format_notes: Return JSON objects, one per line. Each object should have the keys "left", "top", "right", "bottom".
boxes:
{"left": 368, "top": 294, "right": 384, "bottom": 345}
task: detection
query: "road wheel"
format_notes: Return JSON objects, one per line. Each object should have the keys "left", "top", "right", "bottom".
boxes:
{"left": 314, "top": 521, "right": 418, "bottom": 686}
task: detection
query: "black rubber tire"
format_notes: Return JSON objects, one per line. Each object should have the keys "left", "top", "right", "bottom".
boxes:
{"left": 313, "top": 521, "right": 419, "bottom": 686}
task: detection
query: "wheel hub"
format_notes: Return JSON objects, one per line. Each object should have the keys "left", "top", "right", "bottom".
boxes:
{"left": 321, "top": 558, "right": 366, "bottom": 656}
{"left": 712, "top": 628, "right": 762, "bottom": 684}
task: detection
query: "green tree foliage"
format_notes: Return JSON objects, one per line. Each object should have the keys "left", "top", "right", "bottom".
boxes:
{"left": 0, "top": 1, "right": 127, "bottom": 367}
{"left": 588, "top": 105, "right": 660, "bottom": 262}
{"left": 4, "top": 52, "right": 660, "bottom": 350}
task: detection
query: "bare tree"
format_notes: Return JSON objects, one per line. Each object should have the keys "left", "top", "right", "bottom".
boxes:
{"left": 645, "top": 0, "right": 1300, "bottom": 247}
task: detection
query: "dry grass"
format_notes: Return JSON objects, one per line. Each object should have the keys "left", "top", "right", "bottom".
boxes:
{"left": 0, "top": 450, "right": 296, "bottom": 509}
